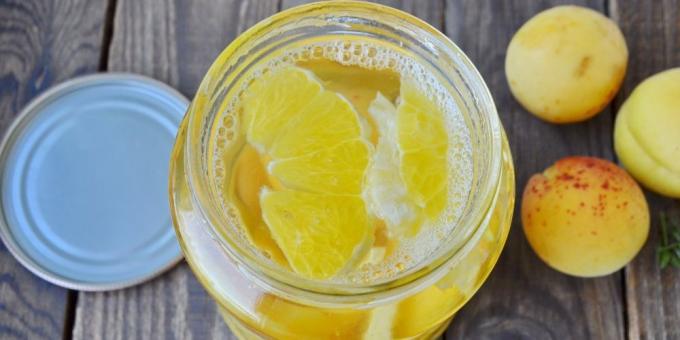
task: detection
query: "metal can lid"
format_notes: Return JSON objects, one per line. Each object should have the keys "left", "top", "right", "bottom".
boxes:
{"left": 0, "top": 73, "right": 187, "bottom": 291}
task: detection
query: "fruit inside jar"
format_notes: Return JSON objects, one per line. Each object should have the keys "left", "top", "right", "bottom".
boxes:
{"left": 213, "top": 38, "right": 473, "bottom": 280}
{"left": 206, "top": 37, "right": 481, "bottom": 338}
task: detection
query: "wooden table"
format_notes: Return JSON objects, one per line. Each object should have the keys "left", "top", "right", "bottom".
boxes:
{"left": 0, "top": 0, "right": 678, "bottom": 339}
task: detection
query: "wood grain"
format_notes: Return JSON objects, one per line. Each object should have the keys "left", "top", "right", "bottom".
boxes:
{"left": 71, "top": 1, "right": 277, "bottom": 339}
{"left": 444, "top": 1, "right": 625, "bottom": 339}
{"left": 0, "top": 0, "right": 108, "bottom": 338}
{"left": 609, "top": 1, "right": 680, "bottom": 339}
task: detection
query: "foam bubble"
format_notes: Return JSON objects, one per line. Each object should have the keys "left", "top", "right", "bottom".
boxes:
{"left": 210, "top": 39, "right": 473, "bottom": 283}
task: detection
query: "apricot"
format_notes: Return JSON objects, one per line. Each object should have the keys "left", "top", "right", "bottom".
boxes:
{"left": 505, "top": 6, "right": 628, "bottom": 123}
{"left": 522, "top": 157, "right": 649, "bottom": 277}
{"left": 614, "top": 68, "right": 680, "bottom": 198}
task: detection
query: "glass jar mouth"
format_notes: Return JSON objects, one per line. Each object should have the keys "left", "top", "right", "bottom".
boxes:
{"left": 182, "top": 1, "right": 502, "bottom": 304}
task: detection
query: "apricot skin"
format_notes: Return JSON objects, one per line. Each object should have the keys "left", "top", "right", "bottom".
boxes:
{"left": 614, "top": 68, "right": 680, "bottom": 198}
{"left": 505, "top": 6, "right": 628, "bottom": 123}
{"left": 522, "top": 157, "right": 649, "bottom": 277}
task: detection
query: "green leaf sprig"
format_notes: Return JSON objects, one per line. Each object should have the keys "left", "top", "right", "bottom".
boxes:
{"left": 657, "top": 212, "right": 680, "bottom": 269}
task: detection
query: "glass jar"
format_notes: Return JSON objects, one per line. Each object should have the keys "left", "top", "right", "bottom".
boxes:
{"left": 169, "top": 2, "right": 515, "bottom": 339}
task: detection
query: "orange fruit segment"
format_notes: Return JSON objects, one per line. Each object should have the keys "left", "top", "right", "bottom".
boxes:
{"left": 241, "top": 67, "right": 373, "bottom": 279}
{"left": 261, "top": 190, "right": 372, "bottom": 279}
{"left": 397, "top": 79, "right": 449, "bottom": 220}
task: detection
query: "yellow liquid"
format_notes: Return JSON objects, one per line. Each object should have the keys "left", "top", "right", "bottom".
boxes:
{"left": 172, "top": 38, "right": 515, "bottom": 339}
{"left": 173, "top": 119, "right": 514, "bottom": 340}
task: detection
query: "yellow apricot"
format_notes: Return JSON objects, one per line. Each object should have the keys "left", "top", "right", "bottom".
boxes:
{"left": 614, "top": 68, "right": 680, "bottom": 198}
{"left": 522, "top": 157, "right": 649, "bottom": 277}
{"left": 505, "top": 6, "right": 628, "bottom": 123}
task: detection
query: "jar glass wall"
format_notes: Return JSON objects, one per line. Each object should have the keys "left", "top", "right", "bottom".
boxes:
{"left": 170, "top": 2, "right": 515, "bottom": 339}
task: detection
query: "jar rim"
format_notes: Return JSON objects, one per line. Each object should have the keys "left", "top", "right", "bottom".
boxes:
{"left": 182, "top": 1, "right": 503, "bottom": 305}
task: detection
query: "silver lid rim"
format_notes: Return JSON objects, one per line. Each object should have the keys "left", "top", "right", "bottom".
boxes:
{"left": 0, "top": 73, "right": 187, "bottom": 291}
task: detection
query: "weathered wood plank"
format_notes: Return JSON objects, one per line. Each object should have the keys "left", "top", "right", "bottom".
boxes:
{"left": 71, "top": 1, "right": 277, "bottom": 339}
{"left": 609, "top": 1, "right": 680, "bottom": 339}
{"left": 0, "top": 0, "right": 109, "bottom": 338}
{"left": 444, "top": 1, "right": 626, "bottom": 339}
